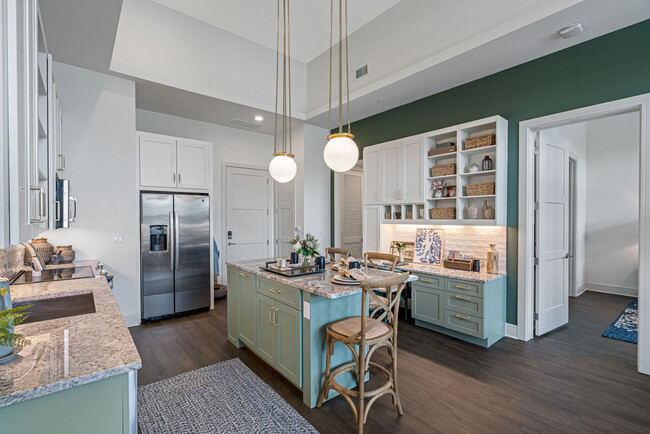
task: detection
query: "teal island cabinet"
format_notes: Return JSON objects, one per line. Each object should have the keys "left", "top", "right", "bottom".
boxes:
{"left": 227, "top": 260, "right": 419, "bottom": 408}
{"left": 397, "top": 263, "right": 507, "bottom": 347}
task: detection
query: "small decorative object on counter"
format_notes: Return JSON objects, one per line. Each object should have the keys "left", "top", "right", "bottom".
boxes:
{"left": 291, "top": 233, "right": 320, "bottom": 266}
{"left": 30, "top": 238, "right": 54, "bottom": 264}
{"left": 482, "top": 200, "right": 495, "bottom": 219}
{"left": 315, "top": 256, "right": 325, "bottom": 270}
{"left": 0, "top": 278, "right": 31, "bottom": 363}
{"left": 290, "top": 251, "right": 299, "bottom": 264}
{"left": 56, "top": 245, "right": 75, "bottom": 263}
{"left": 468, "top": 163, "right": 480, "bottom": 173}
{"left": 443, "top": 258, "right": 474, "bottom": 271}
{"left": 482, "top": 155, "right": 493, "bottom": 171}
{"left": 432, "top": 180, "right": 446, "bottom": 198}
{"left": 487, "top": 243, "right": 499, "bottom": 274}
{"left": 348, "top": 261, "right": 360, "bottom": 269}
{"left": 390, "top": 241, "right": 414, "bottom": 263}
{"left": 468, "top": 203, "right": 479, "bottom": 219}
{"left": 277, "top": 258, "right": 287, "bottom": 268}
{"left": 472, "top": 259, "right": 481, "bottom": 272}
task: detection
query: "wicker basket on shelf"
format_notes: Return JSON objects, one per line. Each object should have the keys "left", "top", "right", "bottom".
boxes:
{"left": 465, "top": 133, "right": 496, "bottom": 150}
{"left": 430, "top": 207, "right": 456, "bottom": 219}
{"left": 467, "top": 182, "right": 495, "bottom": 196}
{"left": 431, "top": 163, "right": 456, "bottom": 177}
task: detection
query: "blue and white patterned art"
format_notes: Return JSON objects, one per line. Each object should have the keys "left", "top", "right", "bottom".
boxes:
{"left": 414, "top": 228, "right": 444, "bottom": 265}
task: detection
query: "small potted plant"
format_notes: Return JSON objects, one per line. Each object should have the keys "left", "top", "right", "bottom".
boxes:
{"left": 0, "top": 279, "right": 31, "bottom": 361}
{"left": 291, "top": 234, "right": 320, "bottom": 266}
{"left": 392, "top": 242, "right": 409, "bottom": 263}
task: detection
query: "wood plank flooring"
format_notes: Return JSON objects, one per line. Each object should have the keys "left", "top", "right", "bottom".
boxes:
{"left": 130, "top": 291, "right": 650, "bottom": 433}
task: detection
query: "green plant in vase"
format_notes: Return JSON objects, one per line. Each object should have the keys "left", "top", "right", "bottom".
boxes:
{"left": 393, "top": 242, "right": 409, "bottom": 263}
{"left": 292, "top": 233, "right": 320, "bottom": 266}
{"left": 0, "top": 280, "right": 31, "bottom": 359}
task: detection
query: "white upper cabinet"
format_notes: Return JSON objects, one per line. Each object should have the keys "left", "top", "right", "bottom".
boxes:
{"left": 362, "top": 206, "right": 381, "bottom": 254}
{"left": 362, "top": 147, "right": 381, "bottom": 204}
{"left": 380, "top": 141, "right": 402, "bottom": 203}
{"left": 138, "top": 132, "right": 212, "bottom": 191}
{"left": 176, "top": 140, "right": 210, "bottom": 190}
{"left": 139, "top": 135, "right": 177, "bottom": 189}
{"left": 401, "top": 138, "right": 424, "bottom": 203}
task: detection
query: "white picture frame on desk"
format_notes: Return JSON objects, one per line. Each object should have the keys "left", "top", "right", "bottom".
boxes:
{"left": 413, "top": 228, "right": 445, "bottom": 266}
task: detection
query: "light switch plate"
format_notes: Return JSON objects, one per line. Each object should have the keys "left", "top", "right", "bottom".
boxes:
{"left": 112, "top": 233, "right": 124, "bottom": 243}
{"left": 303, "top": 301, "right": 310, "bottom": 319}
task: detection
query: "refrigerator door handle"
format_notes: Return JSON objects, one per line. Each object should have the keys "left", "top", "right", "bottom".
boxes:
{"left": 169, "top": 211, "right": 174, "bottom": 271}
{"left": 175, "top": 211, "right": 180, "bottom": 270}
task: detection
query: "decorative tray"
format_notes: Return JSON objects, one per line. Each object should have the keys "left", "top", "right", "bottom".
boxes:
{"left": 261, "top": 261, "right": 324, "bottom": 278}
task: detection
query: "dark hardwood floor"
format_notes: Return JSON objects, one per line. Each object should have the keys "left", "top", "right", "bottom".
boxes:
{"left": 130, "top": 291, "right": 650, "bottom": 433}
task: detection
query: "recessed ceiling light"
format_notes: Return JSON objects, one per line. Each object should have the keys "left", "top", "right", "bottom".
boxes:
{"left": 559, "top": 23, "right": 583, "bottom": 39}
{"left": 254, "top": 115, "right": 264, "bottom": 122}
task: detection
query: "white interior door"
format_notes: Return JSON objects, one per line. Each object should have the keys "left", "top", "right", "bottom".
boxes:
{"left": 275, "top": 179, "right": 295, "bottom": 257}
{"left": 342, "top": 171, "right": 363, "bottom": 257}
{"left": 535, "top": 131, "right": 570, "bottom": 335}
{"left": 226, "top": 166, "right": 271, "bottom": 262}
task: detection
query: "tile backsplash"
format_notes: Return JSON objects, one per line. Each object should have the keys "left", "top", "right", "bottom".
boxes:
{"left": 0, "top": 245, "right": 25, "bottom": 277}
{"left": 382, "top": 225, "right": 506, "bottom": 272}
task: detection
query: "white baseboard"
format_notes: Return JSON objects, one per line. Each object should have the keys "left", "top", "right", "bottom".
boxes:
{"left": 505, "top": 323, "right": 519, "bottom": 339}
{"left": 571, "top": 284, "right": 586, "bottom": 298}
{"left": 585, "top": 282, "right": 638, "bottom": 297}
{"left": 123, "top": 312, "right": 141, "bottom": 327}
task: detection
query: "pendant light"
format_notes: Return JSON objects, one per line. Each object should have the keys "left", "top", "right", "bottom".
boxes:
{"left": 323, "top": 0, "right": 359, "bottom": 173}
{"left": 269, "top": 0, "right": 297, "bottom": 183}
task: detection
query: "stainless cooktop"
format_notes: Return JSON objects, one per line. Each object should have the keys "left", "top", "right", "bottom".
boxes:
{"left": 10, "top": 266, "right": 94, "bottom": 285}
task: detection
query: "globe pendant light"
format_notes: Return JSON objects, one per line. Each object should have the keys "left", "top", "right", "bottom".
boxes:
{"left": 323, "top": 0, "right": 359, "bottom": 172}
{"left": 269, "top": 0, "right": 297, "bottom": 183}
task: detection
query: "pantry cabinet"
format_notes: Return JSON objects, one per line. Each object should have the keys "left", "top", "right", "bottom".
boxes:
{"left": 138, "top": 132, "right": 211, "bottom": 191}
{"left": 380, "top": 141, "right": 402, "bottom": 203}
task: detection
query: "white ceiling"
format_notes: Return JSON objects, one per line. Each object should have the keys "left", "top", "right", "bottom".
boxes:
{"left": 150, "top": 0, "right": 401, "bottom": 63}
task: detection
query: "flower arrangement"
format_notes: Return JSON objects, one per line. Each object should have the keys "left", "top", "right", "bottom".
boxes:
{"left": 290, "top": 233, "right": 320, "bottom": 262}
{"left": 431, "top": 180, "right": 447, "bottom": 198}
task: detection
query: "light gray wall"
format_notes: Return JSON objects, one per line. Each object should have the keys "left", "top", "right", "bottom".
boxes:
{"left": 39, "top": 62, "right": 140, "bottom": 325}
{"left": 585, "top": 111, "right": 640, "bottom": 296}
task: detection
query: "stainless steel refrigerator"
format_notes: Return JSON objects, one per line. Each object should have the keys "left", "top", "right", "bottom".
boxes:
{"left": 140, "top": 193, "right": 210, "bottom": 320}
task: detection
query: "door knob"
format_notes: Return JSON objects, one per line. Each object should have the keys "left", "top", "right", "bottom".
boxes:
{"left": 565, "top": 253, "right": 573, "bottom": 259}
{"left": 228, "top": 242, "right": 237, "bottom": 245}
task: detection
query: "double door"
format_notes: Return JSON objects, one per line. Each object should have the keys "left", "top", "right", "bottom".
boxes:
{"left": 140, "top": 193, "right": 211, "bottom": 319}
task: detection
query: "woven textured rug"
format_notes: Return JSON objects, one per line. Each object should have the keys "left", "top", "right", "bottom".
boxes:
{"left": 138, "top": 358, "right": 318, "bottom": 434}
{"left": 603, "top": 300, "right": 638, "bottom": 344}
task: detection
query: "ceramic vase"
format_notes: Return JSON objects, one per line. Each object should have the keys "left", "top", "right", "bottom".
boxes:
{"left": 56, "top": 245, "right": 75, "bottom": 264}
{"left": 31, "top": 238, "right": 54, "bottom": 264}
{"left": 482, "top": 200, "right": 495, "bottom": 219}
{"left": 468, "top": 204, "right": 479, "bottom": 219}
{"left": 486, "top": 243, "right": 499, "bottom": 274}
{"left": 0, "top": 279, "right": 13, "bottom": 359}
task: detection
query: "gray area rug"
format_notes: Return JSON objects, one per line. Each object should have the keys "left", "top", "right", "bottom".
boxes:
{"left": 138, "top": 358, "right": 318, "bottom": 434}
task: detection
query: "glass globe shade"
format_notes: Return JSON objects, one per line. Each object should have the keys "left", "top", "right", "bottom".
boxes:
{"left": 269, "top": 154, "right": 297, "bottom": 183}
{"left": 323, "top": 134, "right": 359, "bottom": 172}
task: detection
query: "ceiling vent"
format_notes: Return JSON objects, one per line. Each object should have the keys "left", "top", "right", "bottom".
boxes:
{"left": 356, "top": 65, "right": 368, "bottom": 79}
{"left": 228, "top": 119, "right": 263, "bottom": 130}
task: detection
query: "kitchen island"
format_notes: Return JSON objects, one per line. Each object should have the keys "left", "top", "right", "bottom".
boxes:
{"left": 0, "top": 261, "right": 141, "bottom": 433}
{"left": 226, "top": 259, "right": 418, "bottom": 408}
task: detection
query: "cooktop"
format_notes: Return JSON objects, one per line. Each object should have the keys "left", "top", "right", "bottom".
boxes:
{"left": 10, "top": 266, "right": 95, "bottom": 285}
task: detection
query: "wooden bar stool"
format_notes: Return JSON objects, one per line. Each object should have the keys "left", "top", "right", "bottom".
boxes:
{"left": 316, "top": 273, "right": 409, "bottom": 433}
{"left": 326, "top": 247, "right": 352, "bottom": 262}
{"left": 364, "top": 252, "right": 407, "bottom": 320}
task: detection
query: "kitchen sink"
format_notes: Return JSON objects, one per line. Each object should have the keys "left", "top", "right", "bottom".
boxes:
{"left": 14, "top": 293, "right": 96, "bottom": 324}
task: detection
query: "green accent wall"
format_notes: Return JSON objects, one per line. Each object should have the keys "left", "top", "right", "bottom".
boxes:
{"left": 333, "top": 20, "right": 650, "bottom": 324}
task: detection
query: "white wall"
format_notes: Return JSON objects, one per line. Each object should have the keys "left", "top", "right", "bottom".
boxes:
{"left": 302, "top": 124, "right": 331, "bottom": 246}
{"left": 39, "top": 62, "right": 140, "bottom": 325}
{"left": 135, "top": 109, "right": 275, "bottom": 281}
{"left": 546, "top": 123, "right": 587, "bottom": 295}
{"left": 584, "top": 112, "right": 640, "bottom": 296}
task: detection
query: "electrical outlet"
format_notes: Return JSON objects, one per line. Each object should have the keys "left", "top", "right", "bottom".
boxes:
{"left": 112, "top": 233, "right": 124, "bottom": 243}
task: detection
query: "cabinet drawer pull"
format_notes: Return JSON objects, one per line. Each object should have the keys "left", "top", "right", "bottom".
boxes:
{"left": 239, "top": 273, "right": 249, "bottom": 278}
{"left": 420, "top": 279, "right": 433, "bottom": 283}
{"left": 269, "top": 308, "right": 273, "bottom": 325}
{"left": 268, "top": 288, "right": 281, "bottom": 294}
{"left": 453, "top": 295, "right": 471, "bottom": 301}
{"left": 455, "top": 285, "right": 471, "bottom": 290}
{"left": 454, "top": 314, "right": 471, "bottom": 321}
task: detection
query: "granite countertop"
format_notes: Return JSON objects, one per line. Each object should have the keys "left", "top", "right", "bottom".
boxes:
{"left": 227, "top": 259, "right": 419, "bottom": 299}
{"left": 0, "top": 260, "right": 141, "bottom": 408}
{"left": 396, "top": 262, "right": 506, "bottom": 283}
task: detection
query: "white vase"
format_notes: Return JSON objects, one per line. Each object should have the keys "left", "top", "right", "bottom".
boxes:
{"left": 486, "top": 243, "right": 499, "bottom": 274}
{"left": 468, "top": 204, "right": 479, "bottom": 219}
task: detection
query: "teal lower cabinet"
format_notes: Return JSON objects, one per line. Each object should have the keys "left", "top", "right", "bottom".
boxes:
{"left": 226, "top": 268, "right": 241, "bottom": 346}
{"left": 256, "top": 293, "right": 277, "bottom": 365}
{"left": 0, "top": 371, "right": 136, "bottom": 434}
{"left": 275, "top": 301, "right": 302, "bottom": 386}
{"left": 412, "top": 273, "right": 506, "bottom": 347}
{"left": 238, "top": 271, "right": 257, "bottom": 349}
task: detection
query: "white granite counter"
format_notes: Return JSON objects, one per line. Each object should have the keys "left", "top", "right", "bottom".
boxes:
{"left": 0, "top": 260, "right": 141, "bottom": 408}
{"left": 396, "top": 262, "right": 506, "bottom": 283}
{"left": 227, "top": 259, "right": 418, "bottom": 299}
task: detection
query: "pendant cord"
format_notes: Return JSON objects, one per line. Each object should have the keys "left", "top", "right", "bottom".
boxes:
{"left": 273, "top": 0, "right": 279, "bottom": 154}
{"left": 338, "top": 0, "right": 342, "bottom": 134}
{"left": 287, "top": 0, "right": 292, "bottom": 154}
{"left": 345, "top": 0, "right": 350, "bottom": 134}
{"left": 282, "top": 0, "right": 287, "bottom": 154}
{"left": 328, "top": 0, "right": 333, "bottom": 136}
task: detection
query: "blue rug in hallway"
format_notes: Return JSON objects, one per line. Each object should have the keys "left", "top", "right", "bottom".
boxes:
{"left": 603, "top": 300, "right": 638, "bottom": 344}
{"left": 138, "top": 358, "right": 318, "bottom": 434}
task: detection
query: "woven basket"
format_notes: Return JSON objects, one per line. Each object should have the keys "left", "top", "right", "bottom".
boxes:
{"left": 467, "top": 182, "right": 495, "bottom": 196}
{"left": 431, "top": 163, "right": 456, "bottom": 177}
{"left": 465, "top": 133, "right": 496, "bottom": 150}
{"left": 430, "top": 207, "right": 456, "bottom": 219}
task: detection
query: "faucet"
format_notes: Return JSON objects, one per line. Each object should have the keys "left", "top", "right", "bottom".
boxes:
{"left": 22, "top": 242, "right": 46, "bottom": 271}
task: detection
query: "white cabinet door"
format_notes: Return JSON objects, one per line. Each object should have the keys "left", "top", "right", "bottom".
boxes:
{"left": 402, "top": 139, "right": 423, "bottom": 203}
{"left": 362, "top": 205, "right": 381, "bottom": 254}
{"left": 139, "top": 135, "right": 177, "bottom": 188}
{"left": 177, "top": 140, "right": 210, "bottom": 190}
{"left": 362, "top": 147, "right": 381, "bottom": 204}
{"left": 380, "top": 141, "right": 402, "bottom": 203}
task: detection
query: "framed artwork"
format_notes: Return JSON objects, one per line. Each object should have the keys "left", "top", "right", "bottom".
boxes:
{"left": 389, "top": 241, "right": 415, "bottom": 262}
{"left": 413, "top": 228, "right": 445, "bottom": 266}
